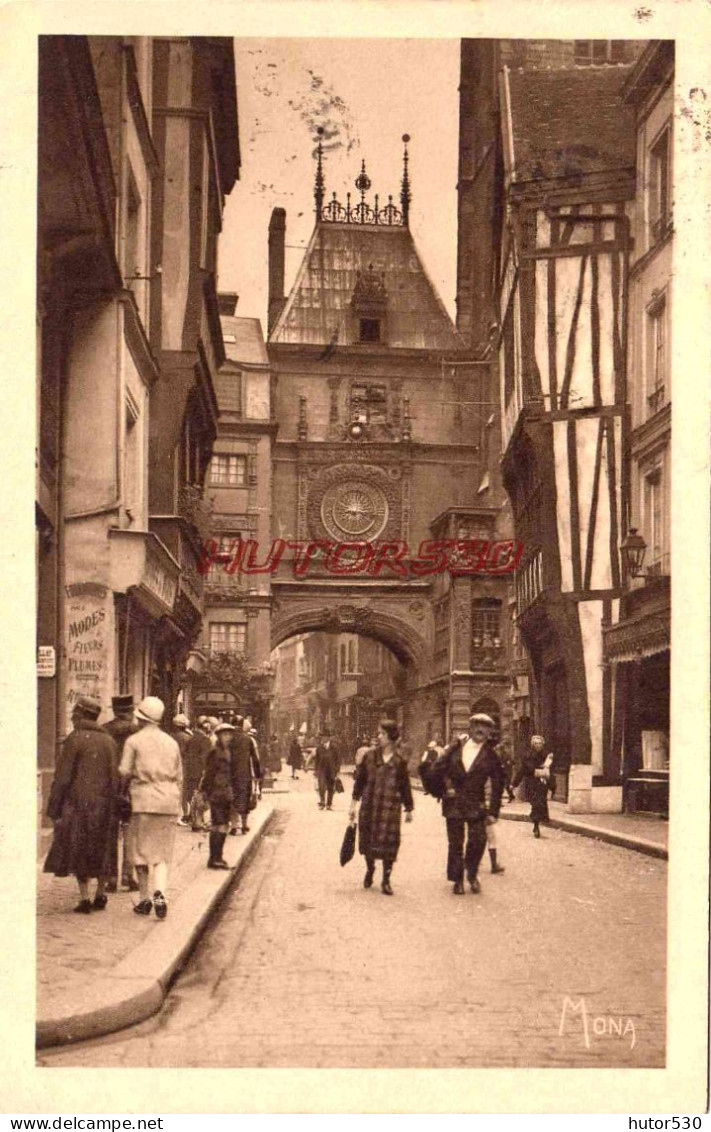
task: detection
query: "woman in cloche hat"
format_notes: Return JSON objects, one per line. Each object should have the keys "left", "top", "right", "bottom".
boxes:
{"left": 119, "top": 696, "right": 182, "bottom": 918}
{"left": 44, "top": 696, "right": 120, "bottom": 913}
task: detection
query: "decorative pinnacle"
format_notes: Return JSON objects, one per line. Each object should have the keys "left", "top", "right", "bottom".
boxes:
{"left": 314, "top": 127, "right": 325, "bottom": 217}
{"left": 355, "top": 160, "right": 371, "bottom": 202}
{"left": 400, "top": 133, "right": 411, "bottom": 226}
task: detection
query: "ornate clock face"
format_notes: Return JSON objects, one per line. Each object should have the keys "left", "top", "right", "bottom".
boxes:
{"left": 320, "top": 481, "right": 389, "bottom": 540}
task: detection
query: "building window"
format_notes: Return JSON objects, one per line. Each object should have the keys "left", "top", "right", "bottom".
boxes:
{"left": 210, "top": 454, "right": 247, "bottom": 486}
{"left": 359, "top": 318, "right": 381, "bottom": 343}
{"left": 209, "top": 620, "right": 246, "bottom": 654}
{"left": 472, "top": 601, "right": 502, "bottom": 648}
{"left": 124, "top": 167, "right": 141, "bottom": 283}
{"left": 646, "top": 295, "right": 667, "bottom": 416}
{"left": 347, "top": 639, "right": 358, "bottom": 674}
{"left": 574, "top": 40, "right": 626, "bottom": 65}
{"left": 643, "top": 465, "right": 666, "bottom": 574}
{"left": 215, "top": 372, "right": 242, "bottom": 414}
{"left": 350, "top": 382, "right": 388, "bottom": 424}
{"left": 648, "top": 125, "right": 672, "bottom": 244}
{"left": 207, "top": 533, "right": 242, "bottom": 581}
{"left": 124, "top": 396, "right": 140, "bottom": 519}
{"left": 339, "top": 643, "right": 347, "bottom": 677}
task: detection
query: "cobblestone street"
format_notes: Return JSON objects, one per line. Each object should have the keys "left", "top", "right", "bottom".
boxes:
{"left": 39, "top": 773, "right": 666, "bottom": 1069}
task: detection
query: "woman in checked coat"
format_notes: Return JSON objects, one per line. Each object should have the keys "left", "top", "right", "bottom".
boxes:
{"left": 349, "top": 720, "right": 413, "bottom": 895}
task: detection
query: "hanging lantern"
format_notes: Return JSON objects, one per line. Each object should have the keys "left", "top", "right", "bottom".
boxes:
{"left": 620, "top": 528, "right": 647, "bottom": 578}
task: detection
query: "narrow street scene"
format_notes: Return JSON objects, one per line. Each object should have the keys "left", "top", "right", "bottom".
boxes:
{"left": 39, "top": 772, "right": 667, "bottom": 1069}
{"left": 34, "top": 31, "right": 683, "bottom": 1096}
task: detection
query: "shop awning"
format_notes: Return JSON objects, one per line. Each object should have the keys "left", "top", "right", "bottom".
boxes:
{"left": 603, "top": 609, "right": 670, "bottom": 663}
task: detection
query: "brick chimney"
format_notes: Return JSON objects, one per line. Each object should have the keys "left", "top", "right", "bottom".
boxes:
{"left": 217, "top": 292, "right": 239, "bottom": 316}
{"left": 268, "top": 207, "right": 286, "bottom": 334}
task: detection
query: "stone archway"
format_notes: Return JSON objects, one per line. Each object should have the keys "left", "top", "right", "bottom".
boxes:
{"left": 270, "top": 596, "right": 429, "bottom": 673}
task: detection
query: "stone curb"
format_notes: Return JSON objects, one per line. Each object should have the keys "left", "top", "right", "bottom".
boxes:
{"left": 410, "top": 778, "right": 667, "bottom": 860}
{"left": 497, "top": 809, "right": 668, "bottom": 860}
{"left": 36, "top": 805, "right": 275, "bottom": 1050}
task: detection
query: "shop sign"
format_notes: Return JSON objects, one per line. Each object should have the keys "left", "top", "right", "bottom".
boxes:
{"left": 142, "top": 546, "right": 177, "bottom": 609}
{"left": 37, "top": 645, "right": 56, "bottom": 678}
{"left": 64, "top": 582, "right": 110, "bottom": 728}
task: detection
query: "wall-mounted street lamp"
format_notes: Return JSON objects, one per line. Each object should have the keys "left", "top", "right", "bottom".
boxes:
{"left": 620, "top": 528, "right": 647, "bottom": 578}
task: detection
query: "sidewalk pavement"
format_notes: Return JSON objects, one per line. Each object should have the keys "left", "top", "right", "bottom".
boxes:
{"left": 409, "top": 777, "right": 668, "bottom": 860}
{"left": 497, "top": 798, "right": 668, "bottom": 858}
{"left": 36, "top": 803, "right": 274, "bottom": 1050}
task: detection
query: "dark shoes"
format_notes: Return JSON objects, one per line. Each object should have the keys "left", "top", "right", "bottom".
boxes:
{"left": 153, "top": 891, "right": 167, "bottom": 920}
{"left": 92, "top": 893, "right": 108, "bottom": 910}
{"left": 242, "top": 825, "right": 249, "bottom": 834}
{"left": 533, "top": 825, "right": 541, "bottom": 838}
{"left": 326, "top": 805, "right": 332, "bottom": 810}
{"left": 229, "top": 828, "right": 238, "bottom": 836}
{"left": 491, "top": 863, "right": 506, "bottom": 875}
{"left": 105, "top": 880, "right": 118, "bottom": 894}
{"left": 469, "top": 877, "right": 481, "bottom": 894}
{"left": 208, "top": 859, "right": 230, "bottom": 870}
{"left": 453, "top": 881, "right": 465, "bottom": 895}
{"left": 73, "top": 899, "right": 92, "bottom": 914}
{"left": 381, "top": 876, "right": 394, "bottom": 895}
{"left": 124, "top": 878, "right": 140, "bottom": 892}
{"left": 133, "top": 899, "right": 153, "bottom": 916}
{"left": 363, "top": 868, "right": 374, "bottom": 889}
{"left": 318, "top": 802, "right": 324, "bottom": 809}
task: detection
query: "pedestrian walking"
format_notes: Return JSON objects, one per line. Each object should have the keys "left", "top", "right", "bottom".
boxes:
{"left": 419, "top": 712, "right": 504, "bottom": 896}
{"left": 184, "top": 718, "right": 212, "bottom": 830}
{"left": 170, "top": 713, "right": 193, "bottom": 826}
{"left": 511, "top": 734, "right": 555, "bottom": 838}
{"left": 349, "top": 720, "right": 414, "bottom": 896}
{"left": 496, "top": 738, "right": 517, "bottom": 803}
{"left": 103, "top": 693, "right": 140, "bottom": 892}
{"left": 353, "top": 735, "right": 371, "bottom": 769}
{"left": 119, "top": 696, "right": 182, "bottom": 919}
{"left": 44, "top": 696, "right": 119, "bottom": 913}
{"left": 229, "top": 717, "right": 257, "bottom": 835}
{"left": 201, "top": 722, "right": 235, "bottom": 868}
{"left": 314, "top": 731, "right": 340, "bottom": 810}
{"left": 287, "top": 731, "right": 303, "bottom": 779}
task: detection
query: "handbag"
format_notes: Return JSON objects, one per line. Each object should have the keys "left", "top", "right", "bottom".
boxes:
{"left": 334, "top": 775, "right": 344, "bottom": 794}
{"left": 339, "top": 821, "right": 357, "bottom": 866}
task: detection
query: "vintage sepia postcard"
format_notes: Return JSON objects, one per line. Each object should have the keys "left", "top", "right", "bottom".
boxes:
{"left": 0, "top": 0, "right": 708, "bottom": 1117}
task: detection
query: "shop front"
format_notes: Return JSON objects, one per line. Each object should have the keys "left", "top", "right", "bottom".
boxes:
{"left": 604, "top": 578, "right": 670, "bottom": 816}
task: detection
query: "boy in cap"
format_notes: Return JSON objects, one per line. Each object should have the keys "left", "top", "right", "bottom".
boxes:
{"left": 419, "top": 712, "right": 505, "bottom": 895}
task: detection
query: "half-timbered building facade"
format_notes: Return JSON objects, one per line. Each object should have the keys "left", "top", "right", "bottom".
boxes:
{"left": 458, "top": 41, "right": 644, "bottom": 811}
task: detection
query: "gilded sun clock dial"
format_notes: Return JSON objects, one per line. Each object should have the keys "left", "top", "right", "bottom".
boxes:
{"left": 320, "top": 481, "right": 389, "bottom": 541}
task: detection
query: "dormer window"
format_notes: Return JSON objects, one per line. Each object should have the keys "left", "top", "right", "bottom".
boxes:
{"left": 351, "top": 263, "right": 387, "bottom": 345}
{"left": 359, "top": 318, "right": 381, "bottom": 343}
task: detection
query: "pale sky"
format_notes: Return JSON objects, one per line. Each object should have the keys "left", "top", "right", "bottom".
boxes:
{"left": 217, "top": 38, "right": 461, "bottom": 329}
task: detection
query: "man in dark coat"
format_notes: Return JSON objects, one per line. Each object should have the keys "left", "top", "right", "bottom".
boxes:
{"left": 170, "top": 713, "right": 193, "bottom": 825}
{"left": 229, "top": 717, "right": 257, "bottom": 834}
{"left": 103, "top": 693, "right": 139, "bottom": 891}
{"left": 184, "top": 718, "right": 212, "bottom": 830}
{"left": 44, "top": 696, "right": 120, "bottom": 913}
{"left": 314, "top": 732, "right": 341, "bottom": 810}
{"left": 419, "top": 712, "right": 505, "bottom": 895}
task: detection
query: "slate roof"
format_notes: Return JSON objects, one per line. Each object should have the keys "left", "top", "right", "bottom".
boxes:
{"left": 506, "top": 64, "right": 636, "bottom": 185}
{"left": 220, "top": 315, "right": 269, "bottom": 366}
{"left": 270, "top": 222, "right": 463, "bottom": 351}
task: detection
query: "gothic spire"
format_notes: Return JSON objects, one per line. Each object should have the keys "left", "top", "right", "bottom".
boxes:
{"left": 314, "top": 127, "right": 325, "bottom": 217}
{"left": 400, "top": 134, "right": 411, "bottom": 227}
